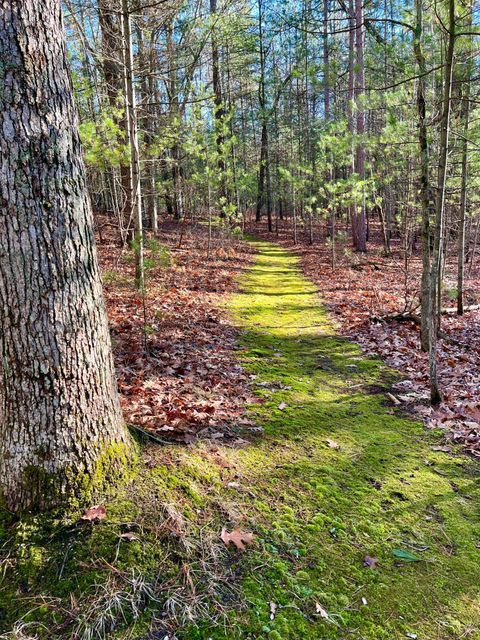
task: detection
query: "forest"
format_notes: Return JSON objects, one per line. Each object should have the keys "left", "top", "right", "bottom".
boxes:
{"left": 0, "top": 0, "right": 479, "bottom": 638}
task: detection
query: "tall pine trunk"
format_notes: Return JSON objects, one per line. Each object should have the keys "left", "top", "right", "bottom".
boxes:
{"left": 429, "top": 0, "right": 456, "bottom": 404}
{"left": 347, "top": 0, "right": 356, "bottom": 240}
{"left": 210, "top": 0, "right": 229, "bottom": 216}
{"left": 414, "top": 0, "right": 432, "bottom": 352}
{"left": 98, "top": 0, "right": 133, "bottom": 244}
{"left": 0, "top": 0, "right": 132, "bottom": 511}
{"left": 121, "top": 0, "right": 144, "bottom": 291}
{"left": 353, "top": 0, "right": 366, "bottom": 252}
{"left": 457, "top": 5, "right": 472, "bottom": 315}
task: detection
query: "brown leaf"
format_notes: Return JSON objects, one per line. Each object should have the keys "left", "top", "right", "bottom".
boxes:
{"left": 220, "top": 527, "right": 254, "bottom": 551}
{"left": 81, "top": 505, "right": 106, "bottom": 523}
{"left": 363, "top": 555, "right": 379, "bottom": 568}
{"left": 120, "top": 532, "right": 138, "bottom": 541}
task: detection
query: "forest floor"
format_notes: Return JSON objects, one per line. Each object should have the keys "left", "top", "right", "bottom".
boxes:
{"left": 98, "top": 220, "right": 257, "bottom": 444}
{"left": 1, "top": 233, "right": 479, "bottom": 640}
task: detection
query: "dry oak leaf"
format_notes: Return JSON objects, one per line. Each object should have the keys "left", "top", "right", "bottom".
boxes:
{"left": 220, "top": 527, "right": 254, "bottom": 551}
{"left": 81, "top": 505, "right": 106, "bottom": 523}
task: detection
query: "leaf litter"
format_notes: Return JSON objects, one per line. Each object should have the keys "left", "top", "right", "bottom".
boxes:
{"left": 98, "top": 220, "right": 257, "bottom": 444}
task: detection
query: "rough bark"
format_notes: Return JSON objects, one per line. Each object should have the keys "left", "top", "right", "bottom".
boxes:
{"left": 137, "top": 22, "right": 158, "bottom": 234}
{"left": 0, "top": 0, "right": 132, "bottom": 511}
{"left": 457, "top": 82, "right": 470, "bottom": 315}
{"left": 210, "top": 0, "right": 230, "bottom": 216}
{"left": 166, "top": 20, "right": 184, "bottom": 221}
{"left": 347, "top": 0, "right": 356, "bottom": 240}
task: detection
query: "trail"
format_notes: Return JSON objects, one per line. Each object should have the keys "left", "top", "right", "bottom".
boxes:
{"left": 221, "top": 239, "right": 480, "bottom": 639}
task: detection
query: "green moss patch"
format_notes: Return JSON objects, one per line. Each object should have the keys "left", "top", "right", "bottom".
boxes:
{"left": 0, "top": 240, "right": 479, "bottom": 639}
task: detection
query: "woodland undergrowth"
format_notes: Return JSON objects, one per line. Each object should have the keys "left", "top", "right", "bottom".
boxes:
{"left": 0, "top": 229, "right": 479, "bottom": 640}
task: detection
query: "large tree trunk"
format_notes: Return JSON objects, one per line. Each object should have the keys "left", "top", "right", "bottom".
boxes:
{"left": 457, "top": 81, "right": 470, "bottom": 316}
{"left": 166, "top": 20, "right": 184, "bottom": 221}
{"left": 457, "top": 5, "right": 472, "bottom": 316}
{"left": 0, "top": 0, "right": 133, "bottom": 511}
{"left": 256, "top": 0, "right": 273, "bottom": 231}
{"left": 347, "top": 0, "right": 356, "bottom": 240}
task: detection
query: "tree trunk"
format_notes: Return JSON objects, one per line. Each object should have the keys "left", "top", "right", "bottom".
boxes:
{"left": 122, "top": 0, "right": 144, "bottom": 291}
{"left": 323, "top": 0, "right": 330, "bottom": 122}
{"left": 353, "top": 0, "right": 366, "bottom": 252}
{"left": 255, "top": 0, "right": 273, "bottom": 231}
{"left": 347, "top": 0, "right": 356, "bottom": 241}
{"left": 98, "top": 0, "right": 132, "bottom": 244}
{"left": 457, "top": 88, "right": 469, "bottom": 315}
{"left": 429, "top": 0, "right": 456, "bottom": 405}
{"left": 136, "top": 22, "right": 158, "bottom": 234}
{"left": 165, "top": 20, "right": 184, "bottom": 221}
{"left": 457, "top": 6, "right": 472, "bottom": 315}
{"left": 414, "top": 0, "right": 432, "bottom": 352}
{"left": 210, "top": 0, "right": 229, "bottom": 216}
{"left": 0, "top": 0, "right": 132, "bottom": 511}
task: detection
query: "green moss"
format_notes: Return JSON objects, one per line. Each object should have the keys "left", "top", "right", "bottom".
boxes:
{"left": 88, "top": 437, "right": 138, "bottom": 498}
{"left": 11, "top": 438, "right": 137, "bottom": 515}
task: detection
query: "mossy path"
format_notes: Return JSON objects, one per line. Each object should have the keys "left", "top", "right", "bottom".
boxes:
{"left": 212, "top": 239, "right": 480, "bottom": 640}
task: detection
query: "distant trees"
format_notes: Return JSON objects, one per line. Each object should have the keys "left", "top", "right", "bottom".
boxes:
{"left": 0, "top": 0, "right": 133, "bottom": 511}
{"left": 62, "top": 0, "right": 479, "bottom": 405}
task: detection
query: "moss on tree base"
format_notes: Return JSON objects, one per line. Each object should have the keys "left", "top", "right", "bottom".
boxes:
{"left": 1, "top": 437, "right": 137, "bottom": 514}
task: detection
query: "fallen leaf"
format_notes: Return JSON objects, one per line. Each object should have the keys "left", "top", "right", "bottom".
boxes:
{"left": 120, "top": 532, "right": 138, "bottom": 541}
{"left": 81, "top": 505, "right": 106, "bottom": 523}
{"left": 392, "top": 548, "right": 421, "bottom": 562}
{"left": 363, "top": 555, "right": 379, "bottom": 568}
{"left": 220, "top": 527, "right": 254, "bottom": 551}
{"left": 325, "top": 438, "right": 340, "bottom": 449}
{"left": 315, "top": 603, "right": 329, "bottom": 619}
